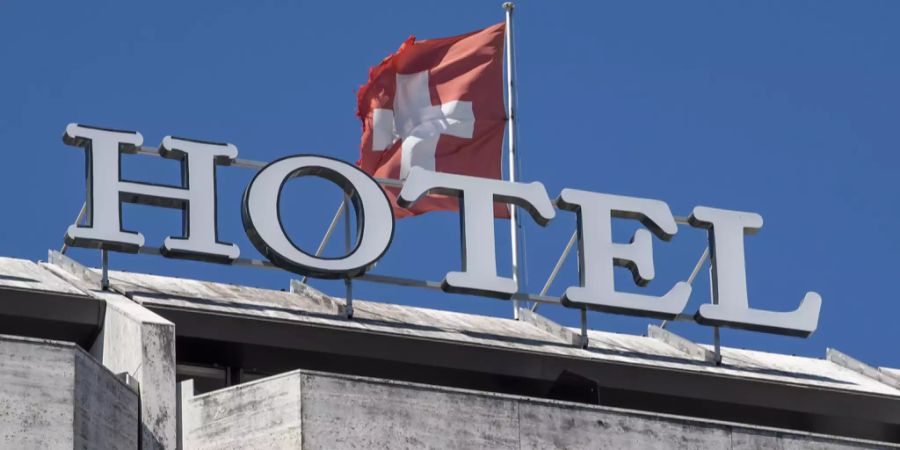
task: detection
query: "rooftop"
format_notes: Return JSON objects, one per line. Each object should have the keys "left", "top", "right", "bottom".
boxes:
{"left": 1, "top": 252, "right": 898, "bottom": 441}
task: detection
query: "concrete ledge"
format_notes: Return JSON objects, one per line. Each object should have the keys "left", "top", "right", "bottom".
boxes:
{"left": 180, "top": 369, "right": 898, "bottom": 449}
{"left": 648, "top": 324, "right": 716, "bottom": 363}
{"left": 827, "top": 348, "right": 900, "bottom": 391}
{"left": 0, "top": 334, "right": 139, "bottom": 449}
{"left": 47, "top": 251, "right": 104, "bottom": 290}
{"left": 0, "top": 257, "right": 103, "bottom": 348}
{"left": 289, "top": 279, "right": 345, "bottom": 316}
{"left": 517, "top": 307, "right": 581, "bottom": 347}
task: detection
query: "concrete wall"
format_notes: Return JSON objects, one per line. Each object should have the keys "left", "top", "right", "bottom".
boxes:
{"left": 90, "top": 293, "right": 176, "bottom": 450}
{"left": 178, "top": 375, "right": 303, "bottom": 449}
{"left": 45, "top": 252, "right": 178, "bottom": 449}
{"left": 0, "top": 334, "right": 139, "bottom": 449}
{"left": 180, "top": 369, "right": 897, "bottom": 450}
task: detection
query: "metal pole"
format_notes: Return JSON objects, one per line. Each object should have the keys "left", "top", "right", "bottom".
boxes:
{"left": 344, "top": 277, "right": 353, "bottom": 319}
{"left": 660, "top": 247, "right": 710, "bottom": 329}
{"left": 317, "top": 200, "right": 346, "bottom": 257}
{"left": 131, "top": 243, "right": 707, "bottom": 312}
{"left": 503, "top": 2, "right": 523, "bottom": 319}
{"left": 300, "top": 199, "right": 347, "bottom": 284}
{"left": 710, "top": 260, "right": 721, "bottom": 365}
{"left": 713, "top": 325, "right": 722, "bottom": 365}
{"left": 580, "top": 307, "right": 589, "bottom": 348}
{"left": 686, "top": 247, "right": 710, "bottom": 286}
{"left": 343, "top": 194, "right": 354, "bottom": 319}
{"left": 532, "top": 231, "right": 577, "bottom": 313}
{"left": 60, "top": 202, "right": 88, "bottom": 254}
{"left": 100, "top": 249, "right": 109, "bottom": 291}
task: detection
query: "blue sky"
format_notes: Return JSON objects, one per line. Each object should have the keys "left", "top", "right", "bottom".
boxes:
{"left": 1, "top": 1, "right": 898, "bottom": 367}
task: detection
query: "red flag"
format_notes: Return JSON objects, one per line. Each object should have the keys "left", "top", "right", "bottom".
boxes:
{"left": 356, "top": 23, "right": 508, "bottom": 218}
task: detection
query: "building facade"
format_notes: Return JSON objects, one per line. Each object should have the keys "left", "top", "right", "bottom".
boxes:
{"left": 0, "top": 251, "right": 897, "bottom": 449}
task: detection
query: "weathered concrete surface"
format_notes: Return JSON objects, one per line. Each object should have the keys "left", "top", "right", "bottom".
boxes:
{"left": 178, "top": 376, "right": 303, "bottom": 449}
{"left": 301, "top": 372, "right": 520, "bottom": 449}
{"left": 0, "top": 334, "right": 138, "bottom": 449}
{"left": 101, "top": 268, "right": 900, "bottom": 399}
{"left": 44, "top": 253, "right": 177, "bottom": 449}
{"left": 828, "top": 348, "right": 900, "bottom": 390}
{"left": 518, "top": 306, "right": 581, "bottom": 347}
{"left": 91, "top": 293, "right": 176, "bottom": 449}
{"left": 108, "top": 270, "right": 568, "bottom": 358}
{"left": 648, "top": 324, "right": 716, "bottom": 362}
{"left": 181, "top": 369, "right": 898, "bottom": 449}
{"left": 518, "top": 401, "right": 892, "bottom": 449}
{"left": 0, "top": 257, "right": 87, "bottom": 295}
{"left": 0, "top": 254, "right": 897, "bottom": 446}
{"left": 0, "top": 254, "right": 895, "bottom": 404}
{"left": 290, "top": 278, "right": 345, "bottom": 316}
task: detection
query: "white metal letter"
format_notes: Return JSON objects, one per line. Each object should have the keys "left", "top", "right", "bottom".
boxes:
{"left": 241, "top": 155, "right": 394, "bottom": 278}
{"left": 398, "top": 167, "right": 555, "bottom": 298}
{"left": 556, "top": 189, "right": 691, "bottom": 319}
{"left": 63, "top": 124, "right": 239, "bottom": 262}
{"left": 689, "top": 206, "right": 821, "bottom": 337}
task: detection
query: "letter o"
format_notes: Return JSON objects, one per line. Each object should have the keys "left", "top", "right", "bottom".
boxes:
{"left": 241, "top": 155, "right": 394, "bottom": 278}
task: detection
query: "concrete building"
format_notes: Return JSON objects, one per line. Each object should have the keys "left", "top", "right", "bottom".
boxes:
{"left": 0, "top": 251, "right": 898, "bottom": 448}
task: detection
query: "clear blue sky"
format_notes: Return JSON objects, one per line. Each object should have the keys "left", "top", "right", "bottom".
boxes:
{"left": 2, "top": 1, "right": 898, "bottom": 367}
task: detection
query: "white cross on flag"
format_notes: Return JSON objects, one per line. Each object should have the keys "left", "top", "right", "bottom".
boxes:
{"left": 357, "top": 23, "right": 508, "bottom": 218}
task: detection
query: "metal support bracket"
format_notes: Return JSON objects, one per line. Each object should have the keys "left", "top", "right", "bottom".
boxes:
{"left": 60, "top": 203, "right": 87, "bottom": 255}
{"left": 344, "top": 278, "right": 354, "bottom": 319}
{"left": 579, "top": 308, "right": 589, "bottom": 349}
{"left": 712, "top": 326, "right": 722, "bottom": 365}
{"left": 101, "top": 249, "right": 109, "bottom": 291}
{"left": 532, "top": 231, "right": 577, "bottom": 313}
{"left": 300, "top": 199, "right": 346, "bottom": 285}
{"left": 342, "top": 193, "right": 354, "bottom": 319}
{"left": 660, "top": 246, "right": 709, "bottom": 330}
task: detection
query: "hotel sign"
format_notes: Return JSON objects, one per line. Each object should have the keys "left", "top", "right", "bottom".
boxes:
{"left": 61, "top": 123, "right": 821, "bottom": 337}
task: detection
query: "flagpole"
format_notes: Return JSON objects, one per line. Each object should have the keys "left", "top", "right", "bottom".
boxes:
{"left": 503, "top": 2, "right": 523, "bottom": 320}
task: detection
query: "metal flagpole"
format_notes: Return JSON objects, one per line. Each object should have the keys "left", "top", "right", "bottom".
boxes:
{"left": 503, "top": 2, "right": 523, "bottom": 320}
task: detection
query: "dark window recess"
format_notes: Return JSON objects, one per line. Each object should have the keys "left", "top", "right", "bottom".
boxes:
{"left": 176, "top": 364, "right": 227, "bottom": 394}
{"left": 176, "top": 363, "right": 270, "bottom": 395}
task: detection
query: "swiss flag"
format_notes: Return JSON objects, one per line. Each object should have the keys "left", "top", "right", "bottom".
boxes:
{"left": 356, "top": 23, "right": 508, "bottom": 218}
